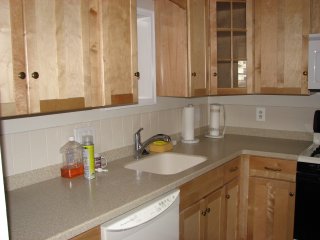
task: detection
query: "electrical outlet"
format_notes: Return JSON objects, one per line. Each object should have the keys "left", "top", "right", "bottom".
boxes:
{"left": 256, "top": 107, "right": 266, "bottom": 121}
{"left": 74, "top": 127, "right": 96, "bottom": 144}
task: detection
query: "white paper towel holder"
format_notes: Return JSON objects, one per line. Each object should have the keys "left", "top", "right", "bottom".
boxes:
{"left": 181, "top": 104, "right": 199, "bottom": 144}
{"left": 205, "top": 104, "right": 226, "bottom": 139}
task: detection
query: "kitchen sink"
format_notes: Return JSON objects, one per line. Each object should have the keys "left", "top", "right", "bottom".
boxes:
{"left": 125, "top": 152, "right": 207, "bottom": 175}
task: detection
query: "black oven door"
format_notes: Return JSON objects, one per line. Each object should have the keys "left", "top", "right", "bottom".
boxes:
{"left": 294, "top": 171, "right": 320, "bottom": 239}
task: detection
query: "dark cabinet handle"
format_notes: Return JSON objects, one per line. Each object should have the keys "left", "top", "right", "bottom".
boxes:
{"left": 31, "top": 72, "right": 39, "bottom": 79}
{"left": 206, "top": 208, "right": 211, "bottom": 213}
{"left": 201, "top": 210, "right": 206, "bottom": 216}
{"left": 213, "top": 72, "right": 217, "bottom": 77}
{"left": 226, "top": 194, "right": 230, "bottom": 199}
{"left": 303, "top": 71, "right": 308, "bottom": 76}
{"left": 134, "top": 72, "right": 140, "bottom": 79}
{"left": 191, "top": 72, "right": 196, "bottom": 77}
{"left": 18, "top": 72, "right": 26, "bottom": 79}
{"left": 289, "top": 192, "right": 295, "bottom": 197}
{"left": 264, "top": 166, "right": 282, "bottom": 172}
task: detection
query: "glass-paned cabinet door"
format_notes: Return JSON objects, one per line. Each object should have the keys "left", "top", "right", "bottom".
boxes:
{"left": 210, "top": 0, "right": 250, "bottom": 95}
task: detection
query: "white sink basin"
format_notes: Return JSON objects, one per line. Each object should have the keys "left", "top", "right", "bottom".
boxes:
{"left": 125, "top": 152, "right": 207, "bottom": 175}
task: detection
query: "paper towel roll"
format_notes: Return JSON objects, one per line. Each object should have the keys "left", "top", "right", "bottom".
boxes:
{"left": 181, "top": 105, "right": 199, "bottom": 143}
{"left": 182, "top": 105, "right": 195, "bottom": 141}
{"left": 210, "top": 104, "right": 220, "bottom": 136}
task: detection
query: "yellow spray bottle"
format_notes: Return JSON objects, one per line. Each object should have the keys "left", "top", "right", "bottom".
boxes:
{"left": 82, "top": 135, "right": 95, "bottom": 179}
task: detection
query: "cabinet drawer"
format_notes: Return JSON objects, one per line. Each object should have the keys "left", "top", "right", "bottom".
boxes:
{"left": 180, "top": 166, "right": 223, "bottom": 211}
{"left": 224, "top": 157, "right": 241, "bottom": 183}
{"left": 249, "top": 156, "right": 296, "bottom": 182}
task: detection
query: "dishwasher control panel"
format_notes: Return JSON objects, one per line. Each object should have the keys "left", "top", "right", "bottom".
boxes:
{"left": 106, "top": 189, "right": 180, "bottom": 231}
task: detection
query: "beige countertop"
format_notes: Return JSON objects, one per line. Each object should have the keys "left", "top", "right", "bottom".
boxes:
{"left": 7, "top": 134, "right": 311, "bottom": 240}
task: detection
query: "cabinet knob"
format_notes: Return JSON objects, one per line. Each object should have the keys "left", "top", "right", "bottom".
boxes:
{"left": 201, "top": 210, "right": 207, "bottom": 216}
{"left": 226, "top": 194, "right": 230, "bottom": 199}
{"left": 134, "top": 72, "right": 140, "bottom": 79}
{"left": 303, "top": 71, "right": 308, "bottom": 76}
{"left": 229, "top": 166, "right": 238, "bottom": 172}
{"left": 31, "top": 72, "right": 39, "bottom": 79}
{"left": 206, "top": 208, "right": 211, "bottom": 213}
{"left": 289, "top": 192, "right": 295, "bottom": 197}
{"left": 191, "top": 72, "right": 196, "bottom": 77}
{"left": 18, "top": 72, "right": 26, "bottom": 79}
{"left": 213, "top": 72, "right": 217, "bottom": 77}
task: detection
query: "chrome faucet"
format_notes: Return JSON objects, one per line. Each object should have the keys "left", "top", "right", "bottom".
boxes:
{"left": 134, "top": 128, "right": 171, "bottom": 160}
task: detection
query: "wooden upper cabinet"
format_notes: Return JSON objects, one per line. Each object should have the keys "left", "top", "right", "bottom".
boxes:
{"left": 209, "top": 0, "right": 254, "bottom": 95}
{"left": 0, "top": 0, "right": 137, "bottom": 117}
{"left": 254, "top": 0, "right": 310, "bottom": 95}
{"left": 0, "top": 0, "right": 103, "bottom": 117}
{"left": 155, "top": 0, "right": 209, "bottom": 97}
{"left": 188, "top": 0, "right": 209, "bottom": 96}
{"left": 102, "top": 0, "right": 138, "bottom": 106}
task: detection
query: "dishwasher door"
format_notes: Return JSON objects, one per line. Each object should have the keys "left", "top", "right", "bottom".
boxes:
{"left": 101, "top": 189, "right": 180, "bottom": 240}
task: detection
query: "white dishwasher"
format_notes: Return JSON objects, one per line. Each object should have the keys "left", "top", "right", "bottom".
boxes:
{"left": 101, "top": 189, "right": 180, "bottom": 240}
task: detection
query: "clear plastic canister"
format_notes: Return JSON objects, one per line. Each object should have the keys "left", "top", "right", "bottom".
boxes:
{"left": 60, "top": 137, "right": 84, "bottom": 178}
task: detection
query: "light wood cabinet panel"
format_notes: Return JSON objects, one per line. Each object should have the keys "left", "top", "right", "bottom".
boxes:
{"left": 311, "top": 0, "right": 320, "bottom": 33}
{"left": 180, "top": 199, "right": 206, "bottom": 240}
{"left": 247, "top": 177, "right": 296, "bottom": 240}
{"left": 102, "top": 0, "right": 138, "bottom": 106}
{"left": 0, "top": 0, "right": 104, "bottom": 117}
{"left": 224, "top": 177, "right": 240, "bottom": 240}
{"left": 254, "top": 0, "right": 310, "bottom": 95}
{"left": 209, "top": 0, "right": 254, "bottom": 95}
{"left": 205, "top": 188, "right": 224, "bottom": 240}
{"left": 180, "top": 187, "right": 224, "bottom": 240}
{"left": 155, "top": 0, "right": 209, "bottom": 97}
{"left": 0, "top": 0, "right": 137, "bottom": 117}
{"left": 188, "top": 0, "right": 209, "bottom": 96}
{"left": 70, "top": 226, "right": 100, "bottom": 240}
{"left": 155, "top": 0, "right": 188, "bottom": 97}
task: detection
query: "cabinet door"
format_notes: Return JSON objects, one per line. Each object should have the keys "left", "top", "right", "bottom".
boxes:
{"left": 209, "top": 0, "right": 254, "bottom": 95}
{"left": 248, "top": 177, "right": 296, "bottom": 240}
{"left": 254, "top": 0, "right": 310, "bottom": 95}
{"left": 155, "top": 0, "right": 188, "bottom": 97}
{"left": 188, "top": 0, "right": 209, "bottom": 97}
{"left": 0, "top": 0, "right": 28, "bottom": 116}
{"left": 102, "top": 0, "right": 138, "bottom": 106}
{"left": 224, "top": 177, "right": 240, "bottom": 240}
{"left": 180, "top": 199, "right": 206, "bottom": 240}
{"left": 25, "top": 0, "right": 94, "bottom": 113}
{"left": 204, "top": 188, "right": 224, "bottom": 240}
{"left": 0, "top": 0, "right": 104, "bottom": 116}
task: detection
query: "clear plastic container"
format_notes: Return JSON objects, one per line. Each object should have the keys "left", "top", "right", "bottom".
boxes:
{"left": 60, "top": 137, "right": 84, "bottom": 178}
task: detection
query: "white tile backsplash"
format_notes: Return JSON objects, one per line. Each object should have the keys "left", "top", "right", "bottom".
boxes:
{"left": 111, "top": 117, "right": 124, "bottom": 149}
{"left": 12, "top": 132, "right": 31, "bottom": 175}
{"left": 1, "top": 135, "right": 14, "bottom": 176}
{"left": 123, "top": 115, "right": 133, "bottom": 146}
{"left": 30, "top": 130, "right": 48, "bottom": 170}
{"left": 45, "top": 127, "right": 61, "bottom": 165}
{"left": 1, "top": 104, "right": 206, "bottom": 177}
{"left": 100, "top": 118, "right": 113, "bottom": 151}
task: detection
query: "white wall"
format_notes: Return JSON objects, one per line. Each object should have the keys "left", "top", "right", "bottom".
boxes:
{"left": 209, "top": 93, "right": 320, "bottom": 133}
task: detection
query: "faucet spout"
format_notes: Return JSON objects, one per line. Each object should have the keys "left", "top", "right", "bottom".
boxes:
{"left": 134, "top": 128, "right": 171, "bottom": 160}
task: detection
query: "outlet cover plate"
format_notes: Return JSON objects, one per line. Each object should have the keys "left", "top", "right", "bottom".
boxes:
{"left": 256, "top": 107, "right": 266, "bottom": 121}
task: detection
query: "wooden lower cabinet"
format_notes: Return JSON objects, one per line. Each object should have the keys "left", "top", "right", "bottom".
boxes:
{"left": 247, "top": 156, "right": 296, "bottom": 240}
{"left": 180, "top": 187, "right": 224, "bottom": 240}
{"left": 180, "top": 157, "right": 241, "bottom": 240}
{"left": 247, "top": 177, "right": 295, "bottom": 240}
{"left": 70, "top": 226, "right": 100, "bottom": 240}
{"left": 224, "top": 178, "right": 240, "bottom": 240}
